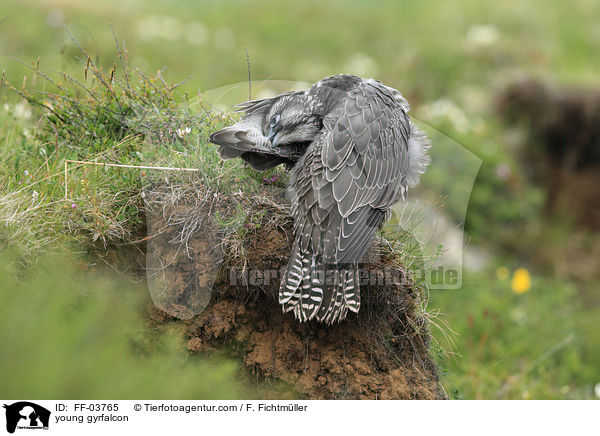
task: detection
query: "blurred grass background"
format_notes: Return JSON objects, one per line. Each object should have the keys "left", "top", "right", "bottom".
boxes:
{"left": 1, "top": 0, "right": 599, "bottom": 399}
{"left": 0, "top": 251, "right": 243, "bottom": 398}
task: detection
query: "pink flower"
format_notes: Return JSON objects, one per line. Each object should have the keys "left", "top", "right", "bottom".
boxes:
{"left": 262, "top": 174, "right": 279, "bottom": 185}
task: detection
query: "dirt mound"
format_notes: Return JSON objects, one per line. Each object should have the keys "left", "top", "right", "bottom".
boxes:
{"left": 496, "top": 78, "right": 600, "bottom": 229}
{"left": 144, "top": 185, "right": 444, "bottom": 400}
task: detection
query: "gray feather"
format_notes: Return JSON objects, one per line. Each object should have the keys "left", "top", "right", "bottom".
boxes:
{"left": 209, "top": 74, "right": 431, "bottom": 324}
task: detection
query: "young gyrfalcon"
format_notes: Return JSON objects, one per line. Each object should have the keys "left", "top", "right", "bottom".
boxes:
{"left": 209, "top": 74, "right": 431, "bottom": 324}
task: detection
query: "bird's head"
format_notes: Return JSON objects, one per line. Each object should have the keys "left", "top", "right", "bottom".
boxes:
{"left": 263, "top": 93, "right": 323, "bottom": 147}
{"left": 209, "top": 91, "right": 323, "bottom": 155}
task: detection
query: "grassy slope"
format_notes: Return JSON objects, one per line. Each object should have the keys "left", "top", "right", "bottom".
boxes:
{"left": 1, "top": 0, "right": 599, "bottom": 399}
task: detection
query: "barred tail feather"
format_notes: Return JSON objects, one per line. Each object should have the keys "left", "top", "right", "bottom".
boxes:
{"left": 279, "top": 251, "right": 360, "bottom": 324}
{"left": 316, "top": 267, "right": 360, "bottom": 324}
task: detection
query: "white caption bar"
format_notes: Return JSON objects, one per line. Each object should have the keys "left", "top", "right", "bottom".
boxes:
{"left": 1, "top": 400, "right": 597, "bottom": 435}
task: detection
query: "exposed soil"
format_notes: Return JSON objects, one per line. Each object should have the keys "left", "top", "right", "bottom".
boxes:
{"left": 142, "top": 187, "right": 445, "bottom": 400}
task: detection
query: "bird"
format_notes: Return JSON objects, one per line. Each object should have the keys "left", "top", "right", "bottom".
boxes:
{"left": 209, "top": 74, "right": 431, "bottom": 324}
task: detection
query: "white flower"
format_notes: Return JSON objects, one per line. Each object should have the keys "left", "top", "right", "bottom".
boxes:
{"left": 46, "top": 9, "right": 65, "bottom": 28}
{"left": 176, "top": 127, "right": 192, "bottom": 138}
{"left": 160, "top": 17, "right": 184, "bottom": 41}
{"left": 344, "top": 53, "right": 379, "bottom": 78}
{"left": 418, "top": 99, "right": 469, "bottom": 133}
{"left": 13, "top": 102, "right": 32, "bottom": 120}
{"left": 186, "top": 22, "right": 208, "bottom": 46}
{"left": 136, "top": 16, "right": 183, "bottom": 41}
{"left": 466, "top": 24, "right": 500, "bottom": 48}
{"left": 23, "top": 128, "right": 33, "bottom": 140}
{"left": 510, "top": 307, "right": 527, "bottom": 325}
{"left": 32, "top": 190, "right": 39, "bottom": 199}
{"left": 23, "top": 170, "right": 30, "bottom": 176}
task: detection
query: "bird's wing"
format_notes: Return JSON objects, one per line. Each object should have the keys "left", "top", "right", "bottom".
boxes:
{"left": 233, "top": 91, "right": 296, "bottom": 114}
{"left": 292, "top": 81, "right": 411, "bottom": 265}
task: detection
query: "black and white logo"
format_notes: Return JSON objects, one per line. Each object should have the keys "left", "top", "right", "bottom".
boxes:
{"left": 3, "top": 402, "right": 50, "bottom": 434}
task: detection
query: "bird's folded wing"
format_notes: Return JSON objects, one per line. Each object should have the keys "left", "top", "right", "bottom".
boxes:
{"left": 293, "top": 82, "right": 411, "bottom": 265}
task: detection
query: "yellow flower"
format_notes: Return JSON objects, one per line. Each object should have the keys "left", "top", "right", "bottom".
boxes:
{"left": 511, "top": 268, "right": 531, "bottom": 294}
{"left": 496, "top": 266, "right": 510, "bottom": 280}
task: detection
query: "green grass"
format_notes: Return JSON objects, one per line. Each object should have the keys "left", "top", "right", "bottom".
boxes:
{"left": 431, "top": 268, "right": 600, "bottom": 399}
{"left": 0, "top": 251, "right": 242, "bottom": 398}
{"left": 0, "top": 0, "right": 598, "bottom": 399}
{"left": 2, "top": 0, "right": 600, "bottom": 92}
{"left": 0, "top": 40, "right": 277, "bottom": 256}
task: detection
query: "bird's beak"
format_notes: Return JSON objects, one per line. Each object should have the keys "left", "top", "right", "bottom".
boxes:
{"left": 268, "top": 129, "right": 278, "bottom": 147}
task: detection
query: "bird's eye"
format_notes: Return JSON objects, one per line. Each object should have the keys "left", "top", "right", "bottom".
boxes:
{"left": 270, "top": 114, "right": 280, "bottom": 128}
